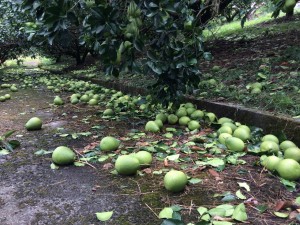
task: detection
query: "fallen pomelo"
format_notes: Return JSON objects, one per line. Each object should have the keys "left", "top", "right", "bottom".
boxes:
{"left": 178, "top": 116, "right": 191, "bottom": 126}
{"left": 284, "top": 147, "right": 300, "bottom": 162}
{"left": 25, "top": 117, "right": 42, "bottom": 131}
{"left": 168, "top": 114, "right": 178, "bottom": 125}
{"left": 233, "top": 127, "right": 251, "bottom": 141}
{"left": 156, "top": 113, "right": 168, "bottom": 123}
{"left": 103, "top": 108, "right": 114, "bottom": 116}
{"left": 225, "top": 137, "right": 245, "bottom": 152}
{"left": 100, "top": 136, "right": 120, "bottom": 152}
{"left": 54, "top": 96, "right": 64, "bottom": 105}
{"left": 154, "top": 119, "right": 164, "bottom": 129}
{"left": 52, "top": 146, "right": 76, "bottom": 165}
{"left": 176, "top": 108, "right": 187, "bottom": 118}
{"left": 238, "top": 125, "right": 251, "bottom": 133}
{"left": 188, "top": 120, "right": 200, "bottom": 131}
{"left": 115, "top": 155, "right": 140, "bottom": 175}
{"left": 262, "top": 134, "right": 279, "bottom": 144}
{"left": 164, "top": 170, "right": 188, "bottom": 193}
{"left": 260, "top": 141, "right": 279, "bottom": 154}
{"left": 145, "top": 121, "right": 160, "bottom": 132}
{"left": 262, "top": 155, "right": 282, "bottom": 171}
{"left": 280, "top": 140, "right": 297, "bottom": 151}
{"left": 190, "top": 110, "right": 204, "bottom": 120}
{"left": 217, "top": 126, "right": 233, "bottom": 135}
{"left": 222, "top": 122, "right": 237, "bottom": 132}
{"left": 218, "top": 133, "right": 232, "bottom": 145}
{"left": 205, "top": 112, "right": 216, "bottom": 122}
{"left": 134, "top": 151, "right": 153, "bottom": 165}
{"left": 218, "top": 117, "right": 232, "bottom": 124}
{"left": 276, "top": 158, "right": 300, "bottom": 181}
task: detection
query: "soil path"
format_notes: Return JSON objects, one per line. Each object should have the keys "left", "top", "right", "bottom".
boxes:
{"left": 0, "top": 78, "right": 158, "bottom": 225}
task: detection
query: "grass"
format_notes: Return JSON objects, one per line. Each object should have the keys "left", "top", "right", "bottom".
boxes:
{"left": 204, "top": 10, "right": 300, "bottom": 40}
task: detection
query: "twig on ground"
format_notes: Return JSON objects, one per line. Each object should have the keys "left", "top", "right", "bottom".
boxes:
{"left": 145, "top": 203, "right": 159, "bottom": 218}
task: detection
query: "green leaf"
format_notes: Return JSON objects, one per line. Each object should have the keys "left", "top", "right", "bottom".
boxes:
{"left": 208, "top": 207, "right": 226, "bottom": 217}
{"left": 280, "top": 178, "right": 296, "bottom": 191}
{"left": 236, "top": 189, "right": 246, "bottom": 200}
{"left": 50, "top": 163, "right": 59, "bottom": 170}
{"left": 188, "top": 178, "right": 202, "bottom": 185}
{"left": 273, "top": 211, "right": 289, "bottom": 218}
{"left": 0, "top": 149, "right": 10, "bottom": 155}
{"left": 164, "top": 133, "right": 173, "bottom": 138}
{"left": 98, "top": 155, "right": 109, "bottom": 162}
{"left": 212, "top": 221, "right": 233, "bottom": 225}
{"left": 34, "top": 149, "right": 53, "bottom": 155}
{"left": 166, "top": 154, "right": 180, "bottom": 161}
{"left": 238, "top": 182, "right": 250, "bottom": 192}
{"left": 197, "top": 207, "right": 208, "bottom": 216}
{"left": 232, "top": 203, "right": 247, "bottom": 221}
{"left": 256, "top": 205, "right": 268, "bottom": 213}
{"left": 159, "top": 207, "right": 174, "bottom": 219}
{"left": 3, "top": 130, "right": 16, "bottom": 139}
{"left": 170, "top": 205, "right": 182, "bottom": 212}
{"left": 95, "top": 211, "right": 113, "bottom": 221}
{"left": 295, "top": 196, "right": 300, "bottom": 205}
{"left": 74, "top": 162, "right": 85, "bottom": 167}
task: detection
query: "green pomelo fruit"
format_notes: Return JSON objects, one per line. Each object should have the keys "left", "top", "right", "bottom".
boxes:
{"left": 0, "top": 96, "right": 6, "bottom": 102}
{"left": 10, "top": 85, "right": 18, "bottom": 92}
{"left": 115, "top": 155, "right": 140, "bottom": 175}
{"left": 145, "top": 121, "right": 160, "bottom": 132}
{"left": 168, "top": 114, "right": 178, "bottom": 125}
{"left": 222, "top": 122, "right": 237, "bottom": 131}
{"left": 54, "top": 96, "right": 64, "bottom": 105}
{"left": 164, "top": 170, "right": 188, "bottom": 193}
{"left": 233, "top": 127, "right": 251, "bottom": 141}
{"left": 100, "top": 136, "right": 120, "bottom": 152}
{"left": 25, "top": 117, "right": 42, "bottom": 131}
{"left": 238, "top": 125, "right": 251, "bottom": 133}
{"left": 251, "top": 82, "right": 262, "bottom": 90}
{"left": 134, "top": 151, "right": 153, "bottom": 165}
{"left": 188, "top": 120, "right": 200, "bottom": 131}
{"left": 186, "top": 107, "right": 196, "bottom": 116}
{"left": 262, "top": 155, "right": 282, "bottom": 171}
{"left": 4, "top": 94, "right": 11, "bottom": 99}
{"left": 280, "top": 140, "right": 297, "bottom": 151}
{"left": 283, "top": 0, "right": 296, "bottom": 12}
{"left": 284, "top": 147, "right": 300, "bottom": 162}
{"left": 276, "top": 158, "right": 300, "bottom": 181}
{"left": 205, "top": 112, "right": 216, "bottom": 122}
{"left": 71, "top": 98, "right": 79, "bottom": 104}
{"left": 190, "top": 110, "right": 204, "bottom": 120}
{"left": 103, "top": 109, "right": 114, "bottom": 116}
{"left": 80, "top": 94, "right": 90, "bottom": 102}
{"left": 260, "top": 141, "right": 279, "bottom": 154}
{"left": 88, "top": 99, "right": 98, "bottom": 105}
{"left": 225, "top": 137, "right": 245, "bottom": 152}
{"left": 52, "top": 146, "right": 76, "bottom": 165}
{"left": 217, "top": 126, "right": 233, "bottom": 135}
{"left": 251, "top": 87, "right": 261, "bottom": 94}
{"left": 178, "top": 116, "right": 191, "bottom": 126}
{"left": 184, "top": 102, "right": 194, "bottom": 108}
{"left": 218, "top": 117, "right": 232, "bottom": 124}
{"left": 156, "top": 113, "right": 168, "bottom": 123}
{"left": 176, "top": 108, "right": 187, "bottom": 118}
{"left": 208, "top": 79, "right": 217, "bottom": 86}
{"left": 262, "top": 134, "right": 279, "bottom": 144}
{"left": 212, "top": 65, "right": 221, "bottom": 72}
{"left": 154, "top": 119, "right": 163, "bottom": 129}
{"left": 218, "top": 133, "right": 232, "bottom": 145}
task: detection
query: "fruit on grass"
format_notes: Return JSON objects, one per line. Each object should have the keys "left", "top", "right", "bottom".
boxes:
{"left": 52, "top": 146, "right": 76, "bottom": 165}
{"left": 71, "top": 98, "right": 79, "bottom": 104}
{"left": 156, "top": 113, "right": 168, "bottom": 123}
{"left": 25, "top": 117, "right": 42, "bottom": 131}
{"left": 276, "top": 158, "right": 300, "bottom": 181}
{"left": 188, "top": 120, "right": 200, "bottom": 131}
{"left": 222, "top": 122, "right": 237, "bottom": 131}
{"left": 238, "top": 125, "right": 250, "bottom": 133}
{"left": 262, "top": 155, "right": 282, "bottom": 171}
{"left": 260, "top": 141, "right": 279, "bottom": 154}
{"left": 186, "top": 107, "right": 196, "bottom": 116}
{"left": 100, "top": 136, "right": 120, "bottom": 152}
{"left": 233, "top": 127, "right": 251, "bottom": 141}
{"left": 251, "top": 87, "right": 261, "bottom": 94}
{"left": 218, "top": 117, "right": 232, "bottom": 124}
{"left": 164, "top": 170, "right": 188, "bottom": 192}
{"left": 134, "top": 151, "right": 153, "bottom": 165}
{"left": 280, "top": 140, "right": 297, "bottom": 151}
{"left": 284, "top": 147, "right": 300, "bottom": 162}
{"left": 80, "top": 94, "right": 89, "bottom": 102}
{"left": 115, "top": 155, "right": 140, "bottom": 175}
{"left": 154, "top": 119, "right": 163, "bottom": 129}
{"left": 178, "top": 116, "right": 191, "bottom": 126}
{"left": 168, "top": 114, "right": 178, "bottom": 125}
{"left": 145, "top": 121, "right": 160, "bottom": 132}
{"left": 262, "top": 134, "right": 279, "bottom": 144}
{"left": 4, "top": 94, "right": 11, "bottom": 99}
{"left": 205, "top": 112, "right": 216, "bottom": 122}
{"left": 88, "top": 98, "right": 98, "bottom": 105}
{"left": 176, "top": 108, "right": 187, "bottom": 118}
{"left": 225, "top": 137, "right": 245, "bottom": 152}
{"left": 54, "top": 96, "right": 64, "bottom": 105}
{"left": 218, "top": 133, "right": 232, "bottom": 145}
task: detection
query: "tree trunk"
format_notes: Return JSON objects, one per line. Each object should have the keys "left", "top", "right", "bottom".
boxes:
{"left": 286, "top": 10, "right": 294, "bottom": 18}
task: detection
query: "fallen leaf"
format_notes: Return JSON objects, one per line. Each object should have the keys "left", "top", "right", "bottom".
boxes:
{"left": 164, "top": 158, "right": 169, "bottom": 167}
{"left": 209, "top": 169, "right": 220, "bottom": 177}
{"left": 273, "top": 211, "right": 289, "bottom": 218}
{"left": 238, "top": 182, "right": 250, "bottom": 192}
{"left": 289, "top": 211, "right": 299, "bottom": 219}
{"left": 274, "top": 201, "right": 293, "bottom": 211}
{"left": 103, "top": 163, "right": 113, "bottom": 170}
{"left": 190, "top": 146, "right": 204, "bottom": 151}
{"left": 143, "top": 168, "right": 152, "bottom": 174}
{"left": 95, "top": 211, "right": 113, "bottom": 221}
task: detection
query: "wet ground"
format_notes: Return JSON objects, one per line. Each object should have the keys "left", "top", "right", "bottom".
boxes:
{"left": 0, "top": 82, "right": 160, "bottom": 225}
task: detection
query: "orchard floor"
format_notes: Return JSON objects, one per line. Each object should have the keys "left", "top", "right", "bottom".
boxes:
{"left": 0, "top": 71, "right": 299, "bottom": 225}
